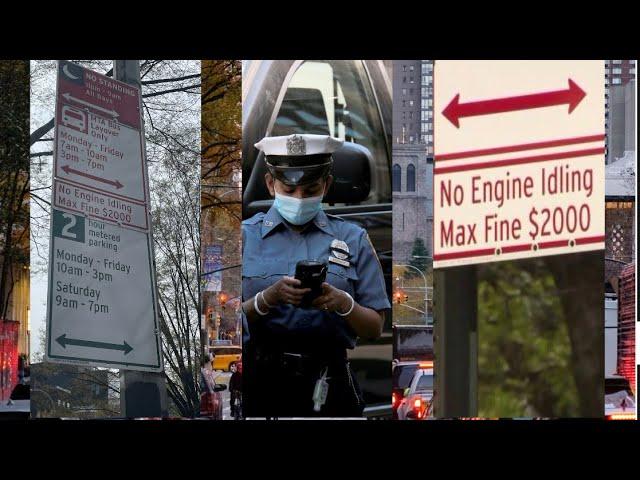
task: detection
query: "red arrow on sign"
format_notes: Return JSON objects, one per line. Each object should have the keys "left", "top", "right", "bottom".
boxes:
{"left": 61, "top": 165, "right": 124, "bottom": 189}
{"left": 442, "top": 79, "right": 587, "bottom": 128}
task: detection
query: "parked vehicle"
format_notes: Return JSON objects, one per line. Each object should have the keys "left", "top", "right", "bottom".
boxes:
{"left": 605, "top": 375, "right": 636, "bottom": 420}
{"left": 396, "top": 362, "right": 433, "bottom": 420}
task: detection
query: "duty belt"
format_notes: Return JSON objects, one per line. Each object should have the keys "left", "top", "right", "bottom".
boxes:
{"left": 254, "top": 348, "right": 348, "bottom": 378}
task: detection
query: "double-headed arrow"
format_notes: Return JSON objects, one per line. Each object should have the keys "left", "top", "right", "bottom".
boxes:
{"left": 442, "top": 79, "right": 587, "bottom": 128}
{"left": 62, "top": 93, "right": 119, "bottom": 118}
{"left": 56, "top": 334, "right": 133, "bottom": 355}
{"left": 61, "top": 165, "right": 124, "bottom": 189}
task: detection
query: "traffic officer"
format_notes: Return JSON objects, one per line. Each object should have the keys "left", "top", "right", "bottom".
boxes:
{"left": 241, "top": 133, "right": 390, "bottom": 418}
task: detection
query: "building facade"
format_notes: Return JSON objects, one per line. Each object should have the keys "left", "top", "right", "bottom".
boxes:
{"left": 605, "top": 60, "right": 636, "bottom": 163}
{"left": 392, "top": 60, "right": 434, "bottom": 263}
{"left": 201, "top": 167, "right": 243, "bottom": 353}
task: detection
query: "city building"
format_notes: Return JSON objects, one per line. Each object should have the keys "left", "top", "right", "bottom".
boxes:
{"left": 603, "top": 61, "right": 635, "bottom": 398}
{"left": 606, "top": 80, "right": 636, "bottom": 164}
{"left": 201, "top": 167, "right": 243, "bottom": 353}
{"left": 605, "top": 61, "right": 635, "bottom": 163}
{"left": 0, "top": 181, "right": 30, "bottom": 401}
{"left": 392, "top": 60, "right": 434, "bottom": 154}
{"left": 392, "top": 60, "right": 434, "bottom": 263}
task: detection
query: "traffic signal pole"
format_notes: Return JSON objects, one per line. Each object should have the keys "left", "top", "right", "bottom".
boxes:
{"left": 115, "top": 60, "right": 168, "bottom": 418}
{"left": 434, "top": 266, "right": 478, "bottom": 417}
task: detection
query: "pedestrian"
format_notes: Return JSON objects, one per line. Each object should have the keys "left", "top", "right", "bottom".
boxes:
{"left": 229, "top": 361, "right": 242, "bottom": 419}
{"left": 241, "top": 134, "right": 390, "bottom": 418}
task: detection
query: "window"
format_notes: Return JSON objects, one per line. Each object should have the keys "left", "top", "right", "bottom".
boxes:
{"left": 421, "top": 98, "right": 432, "bottom": 109}
{"left": 409, "top": 100, "right": 414, "bottom": 106}
{"left": 402, "top": 100, "right": 406, "bottom": 107}
{"left": 613, "top": 68, "right": 622, "bottom": 75}
{"left": 402, "top": 65, "right": 407, "bottom": 72}
{"left": 613, "top": 60, "right": 622, "bottom": 65}
{"left": 410, "top": 76, "right": 414, "bottom": 83}
{"left": 392, "top": 164, "right": 402, "bottom": 192}
{"left": 409, "top": 89, "right": 414, "bottom": 95}
{"left": 402, "top": 88, "right": 407, "bottom": 95}
{"left": 631, "top": 68, "right": 636, "bottom": 75}
{"left": 416, "top": 374, "right": 433, "bottom": 391}
{"left": 409, "top": 135, "right": 414, "bottom": 143}
{"left": 409, "top": 65, "right": 414, "bottom": 72}
{"left": 613, "top": 78, "right": 621, "bottom": 84}
{"left": 406, "top": 163, "right": 416, "bottom": 192}
{"left": 403, "top": 76, "right": 407, "bottom": 83}
{"left": 271, "top": 60, "right": 390, "bottom": 204}
{"left": 409, "top": 112, "right": 413, "bottom": 119}
{"left": 421, "top": 110, "right": 432, "bottom": 121}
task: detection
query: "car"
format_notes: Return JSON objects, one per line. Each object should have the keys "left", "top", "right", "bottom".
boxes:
{"left": 0, "top": 383, "right": 30, "bottom": 420}
{"left": 396, "top": 363, "right": 433, "bottom": 420}
{"left": 392, "top": 360, "right": 420, "bottom": 418}
{"left": 200, "top": 368, "right": 227, "bottom": 420}
{"left": 242, "top": 60, "right": 393, "bottom": 416}
{"left": 605, "top": 375, "right": 636, "bottom": 420}
{"left": 211, "top": 346, "right": 242, "bottom": 372}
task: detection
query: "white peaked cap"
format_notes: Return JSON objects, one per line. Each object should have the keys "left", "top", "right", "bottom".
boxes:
{"left": 255, "top": 134, "right": 344, "bottom": 156}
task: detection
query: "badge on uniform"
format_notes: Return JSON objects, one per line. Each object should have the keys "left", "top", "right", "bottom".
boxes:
{"left": 329, "top": 239, "right": 351, "bottom": 267}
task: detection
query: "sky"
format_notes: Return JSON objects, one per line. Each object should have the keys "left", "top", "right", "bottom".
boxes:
{"left": 28, "top": 59, "right": 200, "bottom": 359}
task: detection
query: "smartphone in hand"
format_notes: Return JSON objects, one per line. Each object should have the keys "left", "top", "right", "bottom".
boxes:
{"left": 294, "top": 260, "right": 327, "bottom": 308}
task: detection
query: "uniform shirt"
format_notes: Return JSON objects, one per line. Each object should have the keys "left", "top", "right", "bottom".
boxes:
{"left": 242, "top": 206, "right": 390, "bottom": 351}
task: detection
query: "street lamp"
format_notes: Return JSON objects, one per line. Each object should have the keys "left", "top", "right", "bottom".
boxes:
{"left": 31, "top": 388, "right": 55, "bottom": 417}
{"left": 394, "top": 263, "right": 431, "bottom": 325}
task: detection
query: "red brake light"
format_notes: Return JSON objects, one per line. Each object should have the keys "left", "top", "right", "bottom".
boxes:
{"left": 413, "top": 398, "right": 422, "bottom": 409}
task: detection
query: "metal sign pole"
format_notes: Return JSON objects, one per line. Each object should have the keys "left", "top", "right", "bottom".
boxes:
{"left": 434, "top": 266, "right": 477, "bottom": 418}
{"left": 114, "top": 60, "right": 168, "bottom": 418}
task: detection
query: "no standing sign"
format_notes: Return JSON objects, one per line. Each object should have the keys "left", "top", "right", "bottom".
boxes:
{"left": 433, "top": 61, "right": 605, "bottom": 269}
{"left": 46, "top": 61, "right": 162, "bottom": 372}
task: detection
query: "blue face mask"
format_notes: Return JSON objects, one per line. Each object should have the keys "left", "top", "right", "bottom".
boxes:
{"left": 274, "top": 192, "right": 323, "bottom": 225}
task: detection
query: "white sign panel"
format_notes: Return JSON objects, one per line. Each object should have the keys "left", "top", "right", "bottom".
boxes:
{"left": 47, "top": 61, "right": 162, "bottom": 372}
{"left": 433, "top": 61, "right": 605, "bottom": 268}
{"left": 46, "top": 210, "right": 162, "bottom": 370}
{"left": 53, "top": 179, "right": 148, "bottom": 231}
